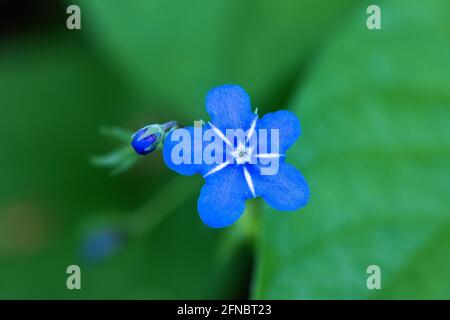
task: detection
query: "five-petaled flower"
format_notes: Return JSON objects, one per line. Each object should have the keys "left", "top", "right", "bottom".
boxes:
{"left": 163, "top": 84, "right": 309, "bottom": 228}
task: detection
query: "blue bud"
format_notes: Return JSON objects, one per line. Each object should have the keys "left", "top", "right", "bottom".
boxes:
{"left": 131, "top": 125, "right": 163, "bottom": 155}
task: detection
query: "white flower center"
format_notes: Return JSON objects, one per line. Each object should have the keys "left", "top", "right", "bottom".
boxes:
{"left": 231, "top": 143, "right": 253, "bottom": 165}
{"left": 203, "top": 115, "right": 282, "bottom": 199}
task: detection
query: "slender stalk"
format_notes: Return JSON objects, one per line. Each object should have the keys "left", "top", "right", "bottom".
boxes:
{"left": 122, "top": 176, "right": 201, "bottom": 236}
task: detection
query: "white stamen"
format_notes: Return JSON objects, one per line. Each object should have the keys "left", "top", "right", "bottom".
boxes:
{"left": 208, "top": 122, "right": 233, "bottom": 147}
{"left": 231, "top": 143, "right": 253, "bottom": 164}
{"left": 203, "top": 161, "right": 231, "bottom": 178}
{"left": 246, "top": 115, "right": 258, "bottom": 142}
{"left": 243, "top": 167, "right": 256, "bottom": 198}
{"left": 254, "top": 153, "right": 284, "bottom": 159}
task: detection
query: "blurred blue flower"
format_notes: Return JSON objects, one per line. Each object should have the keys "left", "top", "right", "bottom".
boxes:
{"left": 163, "top": 85, "right": 309, "bottom": 228}
{"left": 82, "top": 228, "right": 124, "bottom": 264}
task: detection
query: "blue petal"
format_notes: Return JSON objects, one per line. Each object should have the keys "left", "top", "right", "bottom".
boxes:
{"left": 250, "top": 162, "right": 309, "bottom": 211}
{"left": 206, "top": 84, "right": 254, "bottom": 132}
{"left": 197, "top": 165, "right": 251, "bottom": 228}
{"left": 256, "top": 110, "right": 301, "bottom": 153}
{"left": 163, "top": 126, "right": 220, "bottom": 176}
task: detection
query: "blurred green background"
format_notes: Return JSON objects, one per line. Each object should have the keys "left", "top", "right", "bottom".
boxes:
{"left": 0, "top": 0, "right": 449, "bottom": 299}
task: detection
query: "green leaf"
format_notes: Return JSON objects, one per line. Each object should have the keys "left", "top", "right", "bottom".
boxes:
{"left": 91, "top": 147, "right": 134, "bottom": 168}
{"left": 91, "top": 127, "right": 140, "bottom": 176}
{"left": 253, "top": 0, "right": 450, "bottom": 299}
{"left": 91, "top": 146, "right": 140, "bottom": 176}
{"left": 75, "top": 0, "right": 357, "bottom": 118}
{"left": 99, "top": 126, "right": 133, "bottom": 144}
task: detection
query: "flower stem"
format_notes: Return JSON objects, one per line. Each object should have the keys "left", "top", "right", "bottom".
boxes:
{"left": 122, "top": 176, "right": 201, "bottom": 236}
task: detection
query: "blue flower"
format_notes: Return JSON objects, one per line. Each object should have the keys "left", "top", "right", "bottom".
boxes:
{"left": 163, "top": 85, "right": 309, "bottom": 228}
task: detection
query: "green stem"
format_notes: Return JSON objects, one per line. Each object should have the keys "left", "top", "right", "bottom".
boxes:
{"left": 122, "top": 176, "right": 201, "bottom": 236}
{"left": 161, "top": 121, "right": 180, "bottom": 132}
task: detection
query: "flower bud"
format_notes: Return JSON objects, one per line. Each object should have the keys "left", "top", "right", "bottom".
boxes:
{"left": 131, "top": 125, "right": 163, "bottom": 155}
